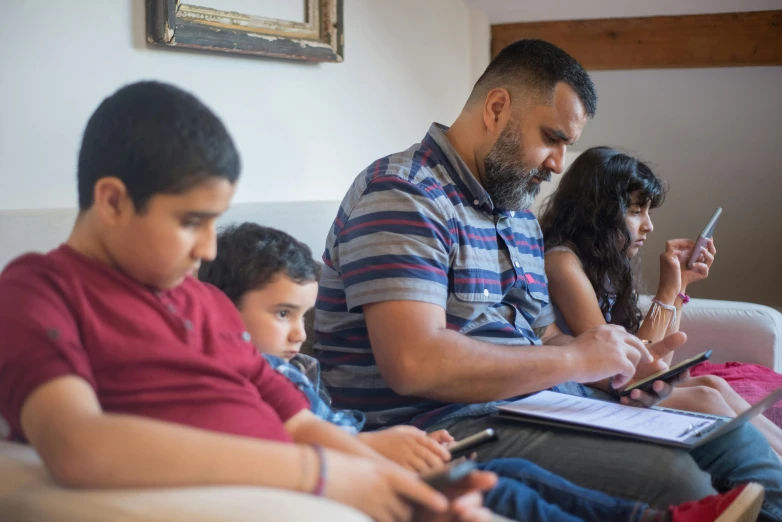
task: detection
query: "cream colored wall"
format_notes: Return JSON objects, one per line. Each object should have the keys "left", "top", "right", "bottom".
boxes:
{"left": 0, "top": 0, "right": 488, "bottom": 210}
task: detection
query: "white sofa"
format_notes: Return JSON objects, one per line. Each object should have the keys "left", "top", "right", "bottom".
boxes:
{"left": 1, "top": 202, "right": 781, "bottom": 521}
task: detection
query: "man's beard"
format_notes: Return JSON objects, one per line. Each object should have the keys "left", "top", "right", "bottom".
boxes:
{"left": 483, "top": 120, "right": 552, "bottom": 212}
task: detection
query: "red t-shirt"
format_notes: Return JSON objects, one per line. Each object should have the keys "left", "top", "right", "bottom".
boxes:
{"left": 0, "top": 245, "right": 309, "bottom": 443}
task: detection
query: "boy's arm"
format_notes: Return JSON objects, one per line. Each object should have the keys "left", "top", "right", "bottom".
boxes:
{"left": 21, "top": 375, "right": 452, "bottom": 519}
{"left": 285, "top": 409, "right": 387, "bottom": 463}
{"left": 21, "top": 375, "right": 316, "bottom": 489}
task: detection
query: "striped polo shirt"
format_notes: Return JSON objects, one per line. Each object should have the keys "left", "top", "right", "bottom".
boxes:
{"left": 313, "top": 123, "right": 555, "bottom": 429}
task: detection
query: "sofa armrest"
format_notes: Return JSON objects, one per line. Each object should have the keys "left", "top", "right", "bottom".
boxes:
{"left": 0, "top": 441, "right": 371, "bottom": 522}
{"left": 639, "top": 295, "right": 782, "bottom": 373}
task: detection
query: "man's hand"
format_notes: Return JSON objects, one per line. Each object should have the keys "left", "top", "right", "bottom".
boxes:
{"left": 565, "top": 326, "right": 688, "bottom": 389}
{"left": 619, "top": 369, "right": 691, "bottom": 408}
{"left": 359, "top": 426, "right": 451, "bottom": 473}
{"left": 631, "top": 332, "right": 688, "bottom": 380}
{"left": 564, "top": 325, "right": 655, "bottom": 388}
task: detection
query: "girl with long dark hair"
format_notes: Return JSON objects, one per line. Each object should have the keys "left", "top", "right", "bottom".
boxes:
{"left": 540, "top": 146, "right": 782, "bottom": 456}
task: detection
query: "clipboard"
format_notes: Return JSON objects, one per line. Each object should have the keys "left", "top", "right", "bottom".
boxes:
{"left": 497, "top": 387, "right": 782, "bottom": 450}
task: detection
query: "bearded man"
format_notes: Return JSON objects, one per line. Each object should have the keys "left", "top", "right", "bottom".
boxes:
{"left": 312, "top": 39, "right": 782, "bottom": 514}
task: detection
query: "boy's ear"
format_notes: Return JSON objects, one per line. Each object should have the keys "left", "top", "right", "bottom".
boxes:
{"left": 93, "top": 177, "right": 134, "bottom": 225}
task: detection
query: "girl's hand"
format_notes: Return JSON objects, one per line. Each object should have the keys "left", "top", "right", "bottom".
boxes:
{"left": 679, "top": 238, "right": 716, "bottom": 289}
{"left": 658, "top": 239, "right": 716, "bottom": 298}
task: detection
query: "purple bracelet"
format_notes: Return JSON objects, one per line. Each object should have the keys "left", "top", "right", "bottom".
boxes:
{"left": 678, "top": 293, "right": 690, "bottom": 305}
{"left": 311, "top": 445, "right": 327, "bottom": 496}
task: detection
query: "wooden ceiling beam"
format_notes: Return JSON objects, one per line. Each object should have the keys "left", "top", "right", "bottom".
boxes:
{"left": 491, "top": 10, "right": 782, "bottom": 70}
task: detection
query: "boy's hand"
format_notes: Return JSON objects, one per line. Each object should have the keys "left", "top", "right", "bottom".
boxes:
{"left": 415, "top": 470, "right": 497, "bottom": 522}
{"left": 359, "top": 426, "right": 451, "bottom": 473}
{"left": 427, "top": 429, "right": 454, "bottom": 445}
{"left": 323, "top": 448, "right": 448, "bottom": 522}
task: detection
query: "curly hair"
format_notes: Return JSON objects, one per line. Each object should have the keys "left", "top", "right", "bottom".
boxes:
{"left": 539, "top": 147, "right": 666, "bottom": 333}
{"left": 198, "top": 223, "right": 320, "bottom": 307}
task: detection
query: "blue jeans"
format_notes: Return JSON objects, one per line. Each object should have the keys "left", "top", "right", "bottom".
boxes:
{"left": 427, "top": 414, "right": 782, "bottom": 522}
{"left": 480, "top": 459, "right": 646, "bottom": 522}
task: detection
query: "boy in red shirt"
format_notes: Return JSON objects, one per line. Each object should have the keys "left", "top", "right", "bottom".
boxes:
{"left": 0, "top": 81, "right": 494, "bottom": 522}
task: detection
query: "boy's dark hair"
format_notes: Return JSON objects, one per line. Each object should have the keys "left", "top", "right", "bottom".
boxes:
{"left": 199, "top": 223, "right": 321, "bottom": 306}
{"left": 469, "top": 39, "right": 597, "bottom": 118}
{"left": 78, "top": 81, "right": 240, "bottom": 212}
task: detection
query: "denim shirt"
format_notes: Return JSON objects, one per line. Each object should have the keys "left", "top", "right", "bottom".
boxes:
{"left": 264, "top": 353, "right": 366, "bottom": 434}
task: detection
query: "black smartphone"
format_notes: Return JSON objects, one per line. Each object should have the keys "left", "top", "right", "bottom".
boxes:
{"left": 447, "top": 428, "right": 499, "bottom": 459}
{"left": 422, "top": 460, "right": 478, "bottom": 490}
{"left": 620, "top": 350, "right": 712, "bottom": 396}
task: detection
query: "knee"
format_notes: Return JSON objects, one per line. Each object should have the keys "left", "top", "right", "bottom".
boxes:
{"left": 649, "top": 452, "right": 715, "bottom": 505}
{"left": 693, "top": 374, "right": 730, "bottom": 393}
{"left": 685, "top": 386, "right": 735, "bottom": 417}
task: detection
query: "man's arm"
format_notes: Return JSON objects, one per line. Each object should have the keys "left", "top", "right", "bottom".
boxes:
{"left": 537, "top": 322, "right": 573, "bottom": 346}
{"left": 363, "top": 300, "right": 654, "bottom": 403}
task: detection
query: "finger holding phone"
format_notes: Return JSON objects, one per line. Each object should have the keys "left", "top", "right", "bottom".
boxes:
{"left": 658, "top": 209, "right": 721, "bottom": 304}
{"left": 619, "top": 369, "right": 690, "bottom": 408}
{"left": 661, "top": 238, "right": 716, "bottom": 292}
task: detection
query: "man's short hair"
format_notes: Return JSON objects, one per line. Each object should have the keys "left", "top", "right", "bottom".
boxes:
{"left": 469, "top": 39, "right": 597, "bottom": 117}
{"left": 199, "top": 223, "right": 321, "bottom": 306}
{"left": 78, "top": 81, "right": 241, "bottom": 211}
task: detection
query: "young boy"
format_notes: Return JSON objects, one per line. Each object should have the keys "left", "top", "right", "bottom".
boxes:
{"left": 200, "top": 222, "right": 765, "bottom": 522}
{"left": 199, "top": 223, "right": 454, "bottom": 471}
{"left": 0, "top": 81, "right": 495, "bottom": 522}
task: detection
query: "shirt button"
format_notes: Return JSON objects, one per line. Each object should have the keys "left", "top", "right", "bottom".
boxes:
{"left": 514, "top": 261, "right": 520, "bottom": 268}
{"left": 473, "top": 199, "right": 479, "bottom": 205}
{"left": 184, "top": 320, "right": 193, "bottom": 331}
{"left": 167, "top": 304, "right": 176, "bottom": 314}
{"left": 483, "top": 289, "right": 489, "bottom": 297}
{"left": 242, "top": 331, "right": 252, "bottom": 342}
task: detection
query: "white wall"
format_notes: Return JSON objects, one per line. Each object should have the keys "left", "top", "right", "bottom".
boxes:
{"left": 581, "top": 68, "right": 782, "bottom": 309}
{"left": 0, "top": 0, "right": 489, "bottom": 210}
{"left": 476, "top": 0, "right": 782, "bottom": 309}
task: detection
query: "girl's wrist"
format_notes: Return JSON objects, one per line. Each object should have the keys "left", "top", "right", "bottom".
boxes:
{"left": 654, "top": 287, "right": 678, "bottom": 305}
{"left": 675, "top": 287, "right": 689, "bottom": 308}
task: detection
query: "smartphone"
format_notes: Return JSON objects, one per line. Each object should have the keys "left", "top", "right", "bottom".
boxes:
{"left": 687, "top": 208, "right": 722, "bottom": 269}
{"left": 422, "top": 459, "right": 478, "bottom": 490}
{"left": 620, "top": 350, "right": 712, "bottom": 396}
{"left": 447, "top": 428, "right": 499, "bottom": 459}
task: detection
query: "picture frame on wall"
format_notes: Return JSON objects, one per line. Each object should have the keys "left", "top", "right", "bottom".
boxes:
{"left": 146, "top": 0, "right": 344, "bottom": 63}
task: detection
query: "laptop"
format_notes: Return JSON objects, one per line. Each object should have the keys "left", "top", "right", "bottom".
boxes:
{"left": 497, "top": 386, "right": 782, "bottom": 449}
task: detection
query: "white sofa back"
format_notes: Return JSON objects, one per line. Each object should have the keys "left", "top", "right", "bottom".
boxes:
{"left": 0, "top": 201, "right": 342, "bottom": 271}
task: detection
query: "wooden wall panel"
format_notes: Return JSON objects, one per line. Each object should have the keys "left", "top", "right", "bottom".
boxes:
{"left": 491, "top": 10, "right": 782, "bottom": 70}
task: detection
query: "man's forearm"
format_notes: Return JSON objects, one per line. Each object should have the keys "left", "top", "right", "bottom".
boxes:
{"left": 38, "top": 412, "right": 315, "bottom": 490}
{"left": 381, "top": 328, "right": 579, "bottom": 403}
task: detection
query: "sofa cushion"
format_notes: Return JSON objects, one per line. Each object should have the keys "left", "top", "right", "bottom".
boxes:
{"left": 0, "top": 441, "right": 371, "bottom": 522}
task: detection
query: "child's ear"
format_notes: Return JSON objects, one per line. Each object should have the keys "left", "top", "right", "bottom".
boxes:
{"left": 93, "top": 177, "right": 133, "bottom": 225}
